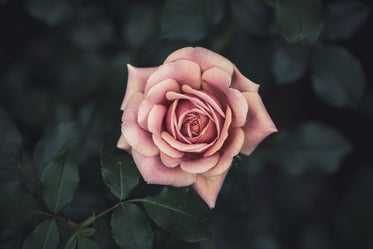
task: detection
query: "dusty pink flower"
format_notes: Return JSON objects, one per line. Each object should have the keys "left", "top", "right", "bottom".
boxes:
{"left": 117, "top": 47, "right": 277, "bottom": 208}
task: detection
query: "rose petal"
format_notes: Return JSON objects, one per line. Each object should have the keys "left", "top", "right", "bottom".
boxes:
{"left": 117, "top": 134, "right": 131, "bottom": 151}
{"left": 122, "top": 93, "right": 159, "bottom": 157}
{"left": 145, "top": 60, "right": 201, "bottom": 94}
{"left": 225, "top": 88, "right": 248, "bottom": 127}
{"left": 201, "top": 66, "right": 231, "bottom": 90}
{"left": 192, "top": 171, "right": 229, "bottom": 208}
{"left": 121, "top": 64, "right": 158, "bottom": 110}
{"left": 203, "top": 128, "right": 244, "bottom": 177}
{"left": 148, "top": 105, "right": 184, "bottom": 158}
{"left": 182, "top": 85, "right": 225, "bottom": 117}
{"left": 138, "top": 79, "right": 180, "bottom": 130}
{"left": 161, "top": 132, "right": 211, "bottom": 153}
{"left": 204, "top": 106, "right": 232, "bottom": 157}
{"left": 164, "top": 47, "right": 234, "bottom": 75}
{"left": 132, "top": 149, "right": 196, "bottom": 187}
{"left": 230, "top": 66, "right": 259, "bottom": 92}
{"left": 240, "top": 92, "right": 277, "bottom": 155}
{"left": 180, "top": 153, "right": 220, "bottom": 174}
{"left": 160, "top": 152, "right": 181, "bottom": 168}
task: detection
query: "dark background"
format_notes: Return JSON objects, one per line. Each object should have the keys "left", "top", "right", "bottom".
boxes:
{"left": 1, "top": 0, "right": 372, "bottom": 248}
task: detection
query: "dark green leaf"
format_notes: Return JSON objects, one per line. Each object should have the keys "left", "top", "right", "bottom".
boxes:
{"left": 231, "top": 0, "right": 276, "bottom": 36}
{"left": 111, "top": 203, "right": 154, "bottom": 249}
{"left": 323, "top": 1, "right": 370, "bottom": 41}
{"left": 33, "top": 121, "right": 84, "bottom": 177}
{"left": 0, "top": 181, "right": 39, "bottom": 228}
{"left": 78, "top": 228, "right": 96, "bottom": 237}
{"left": 26, "top": 0, "right": 76, "bottom": 26}
{"left": 41, "top": 151, "right": 80, "bottom": 213}
{"left": 124, "top": 3, "right": 158, "bottom": 48}
{"left": 63, "top": 234, "right": 77, "bottom": 249}
{"left": 311, "top": 44, "right": 366, "bottom": 108}
{"left": 272, "top": 46, "right": 309, "bottom": 84}
{"left": 266, "top": 122, "right": 353, "bottom": 175}
{"left": 275, "top": 0, "right": 323, "bottom": 45}
{"left": 23, "top": 219, "right": 59, "bottom": 249}
{"left": 161, "top": 0, "right": 223, "bottom": 42}
{"left": 100, "top": 147, "right": 139, "bottom": 200}
{"left": 143, "top": 187, "right": 211, "bottom": 242}
{"left": 0, "top": 110, "right": 22, "bottom": 175}
{"left": 77, "top": 237, "right": 99, "bottom": 249}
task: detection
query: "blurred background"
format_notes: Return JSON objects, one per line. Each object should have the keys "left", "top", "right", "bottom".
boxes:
{"left": 0, "top": 0, "right": 372, "bottom": 248}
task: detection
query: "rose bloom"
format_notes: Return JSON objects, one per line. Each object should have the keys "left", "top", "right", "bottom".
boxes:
{"left": 117, "top": 47, "right": 277, "bottom": 208}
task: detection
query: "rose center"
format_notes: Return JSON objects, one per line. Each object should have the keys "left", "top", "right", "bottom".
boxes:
{"left": 182, "top": 113, "right": 201, "bottom": 138}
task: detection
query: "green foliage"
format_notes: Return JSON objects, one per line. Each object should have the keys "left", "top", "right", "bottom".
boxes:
{"left": 266, "top": 122, "right": 353, "bottom": 175}
{"left": 0, "top": 181, "right": 39, "bottom": 228}
{"left": 311, "top": 44, "right": 366, "bottom": 108}
{"left": 323, "top": 1, "right": 370, "bottom": 41}
{"left": 64, "top": 234, "right": 78, "bottom": 249}
{"left": 111, "top": 203, "right": 154, "bottom": 249}
{"left": 231, "top": 0, "right": 275, "bottom": 36}
{"left": 77, "top": 237, "right": 100, "bottom": 249}
{"left": 41, "top": 151, "right": 80, "bottom": 213}
{"left": 0, "top": 109, "right": 22, "bottom": 176}
{"left": 100, "top": 146, "right": 140, "bottom": 200}
{"left": 272, "top": 46, "right": 309, "bottom": 84}
{"left": 143, "top": 187, "right": 211, "bottom": 242}
{"left": 78, "top": 228, "right": 96, "bottom": 237}
{"left": 275, "top": 0, "right": 323, "bottom": 45}
{"left": 33, "top": 121, "right": 84, "bottom": 176}
{"left": 22, "top": 219, "right": 59, "bottom": 249}
{"left": 26, "top": 0, "right": 76, "bottom": 26}
{"left": 161, "top": 0, "right": 223, "bottom": 42}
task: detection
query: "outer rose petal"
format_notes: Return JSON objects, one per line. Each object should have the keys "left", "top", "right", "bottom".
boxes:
{"left": 120, "top": 64, "right": 158, "bottom": 110}
{"left": 203, "top": 128, "right": 244, "bottom": 177}
{"left": 192, "top": 171, "right": 229, "bottom": 208}
{"left": 230, "top": 66, "right": 260, "bottom": 92}
{"left": 121, "top": 93, "right": 159, "bottom": 157}
{"left": 164, "top": 47, "right": 234, "bottom": 75}
{"left": 145, "top": 60, "right": 201, "bottom": 94}
{"left": 240, "top": 92, "right": 277, "bottom": 155}
{"left": 117, "top": 134, "right": 131, "bottom": 151}
{"left": 132, "top": 149, "right": 196, "bottom": 187}
{"left": 160, "top": 152, "right": 181, "bottom": 168}
{"left": 180, "top": 153, "right": 220, "bottom": 174}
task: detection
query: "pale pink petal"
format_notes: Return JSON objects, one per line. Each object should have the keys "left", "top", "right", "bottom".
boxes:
{"left": 166, "top": 91, "right": 210, "bottom": 111}
{"left": 148, "top": 105, "right": 184, "bottom": 158}
{"left": 201, "top": 66, "right": 231, "bottom": 90}
{"left": 160, "top": 152, "right": 181, "bottom": 168}
{"left": 161, "top": 132, "right": 211, "bottom": 153}
{"left": 138, "top": 79, "right": 180, "bottom": 130}
{"left": 122, "top": 93, "right": 159, "bottom": 157}
{"left": 120, "top": 64, "right": 158, "bottom": 110}
{"left": 182, "top": 85, "right": 225, "bottom": 117}
{"left": 164, "top": 47, "right": 234, "bottom": 75}
{"left": 166, "top": 99, "right": 178, "bottom": 138}
{"left": 192, "top": 171, "right": 229, "bottom": 208}
{"left": 225, "top": 88, "right": 248, "bottom": 127}
{"left": 145, "top": 60, "right": 201, "bottom": 94}
{"left": 240, "top": 92, "right": 277, "bottom": 155}
{"left": 132, "top": 149, "right": 196, "bottom": 187}
{"left": 204, "top": 106, "right": 232, "bottom": 157}
{"left": 203, "top": 128, "right": 244, "bottom": 177}
{"left": 230, "top": 66, "right": 259, "bottom": 92}
{"left": 117, "top": 134, "right": 131, "bottom": 151}
{"left": 180, "top": 153, "right": 220, "bottom": 174}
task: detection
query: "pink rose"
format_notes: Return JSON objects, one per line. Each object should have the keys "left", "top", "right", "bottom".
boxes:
{"left": 117, "top": 47, "right": 277, "bottom": 208}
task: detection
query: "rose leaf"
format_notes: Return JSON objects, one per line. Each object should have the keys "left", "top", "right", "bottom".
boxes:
{"left": 0, "top": 181, "right": 39, "bottom": 228}
{"left": 41, "top": 150, "right": 80, "bottom": 213}
{"left": 33, "top": 121, "right": 84, "bottom": 177}
{"left": 111, "top": 203, "right": 154, "bottom": 249}
{"left": 100, "top": 146, "right": 139, "bottom": 201}
{"left": 23, "top": 219, "right": 60, "bottom": 249}
{"left": 143, "top": 187, "right": 212, "bottom": 243}
{"left": 311, "top": 44, "right": 366, "bottom": 109}
{"left": 77, "top": 237, "right": 99, "bottom": 249}
{"left": 275, "top": 0, "right": 323, "bottom": 45}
